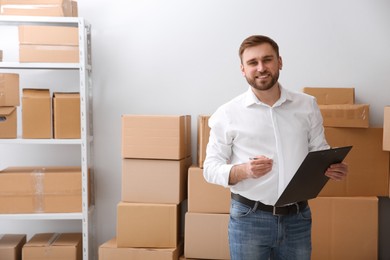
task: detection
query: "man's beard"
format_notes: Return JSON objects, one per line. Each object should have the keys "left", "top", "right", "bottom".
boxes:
{"left": 245, "top": 71, "right": 279, "bottom": 91}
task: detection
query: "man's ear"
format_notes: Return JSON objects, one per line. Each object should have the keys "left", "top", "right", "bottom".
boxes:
{"left": 279, "top": 56, "right": 283, "bottom": 70}
{"left": 240, "top": 64, "right": 246, "bottom": 76}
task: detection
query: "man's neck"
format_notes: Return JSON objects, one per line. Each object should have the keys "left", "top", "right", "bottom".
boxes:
{"left": 252, "top": 83, "right": 281, "bottom": 106}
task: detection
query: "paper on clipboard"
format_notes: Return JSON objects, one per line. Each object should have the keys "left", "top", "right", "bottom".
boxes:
{"left": 274, "top": 146, "right": 352, "bottom": 207}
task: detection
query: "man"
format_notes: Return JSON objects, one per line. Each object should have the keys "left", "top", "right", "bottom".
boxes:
{"left": 203, "top": 35, "right": 348, "bottom": 260}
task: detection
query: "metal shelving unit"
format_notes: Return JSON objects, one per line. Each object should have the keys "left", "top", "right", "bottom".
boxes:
{"left": 0, "top": 16, "right": 94, "bottom": 260}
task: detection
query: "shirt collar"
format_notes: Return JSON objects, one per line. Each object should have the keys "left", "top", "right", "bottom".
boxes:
{"left": 243, "top": 84, "right": 292, "bottom": 107}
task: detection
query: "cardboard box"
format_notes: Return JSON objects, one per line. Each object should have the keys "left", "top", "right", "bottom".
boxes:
{"left": 184, "top": 212, "right": 230, "bottom": 260}
{"left": 71, "top": 0, "right": 77, "bottom": 17}
{"left": 117, "top": 202, "right": 179, "bottom": 248}
{"left": 122, "top": 115, "right": 191, "bottom": 160}
{"left": 0, "top": 0, "right": 73, "bottom": 17}
{"left": 0, "top": 73, "right": 20, "bottom": 106}
{"left": 19, "top": 44, "right": 79, "bottom": 63}
{"left": 384, "top": 106, "right": 390, "bottom": 151}
{"left": 19, "top": 25, "right": 78, "bottom": 46}
{"left": 53, "top": 92, "right": 80, "bottom": 139}
{"left": 22, "top": 89, "right": 51, "bottom": 139}
{"left": 0, "top": 166, "right": 84, "bottom": 213}
{"left": 0, "top": 234, "right": 26, "bottom": 260}
{"left": 303, "top": 87, "right": 355, "bottom": 105}
{"left": 321, "top": 127, "right": 389, "bottom": 196}
{"left": 187, "top": 166, "right": 230, "bottom": 213}
{"left": 23, "top": 233, "right": 82, "bottom": 260}
{"left": 122, "top": 157, "right": 192, "bottom": 204}
{"left": 310, "top": 197, "right": 378, "bottom": 260}
{"left": 319, "top": 104, "right": 369, "bottom": 128}
{"left": 197, "top": 115, "right": 210, "bottom": 168}
{"left": 99, "top": 238, "right": 183, "bottom": 260}
{"left": 0, "top": 107, "right": 17, "bottom": 138}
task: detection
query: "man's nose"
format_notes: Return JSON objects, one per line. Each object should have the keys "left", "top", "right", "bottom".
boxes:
{"left": 256, "top": 62, "right": 265, "bottom": 72}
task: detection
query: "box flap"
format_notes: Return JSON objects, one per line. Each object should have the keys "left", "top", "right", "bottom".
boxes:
{"left": 52, "top": 233, "right": 82, "bottom": 247}
{"left": 0, "top": 107, "right": 16, "bottom": 116}
{"left": 53, "top": 92, "right": 80, "bottom": 98}
{"left": 26, "top": 233, "right": 60, "bottom": 247}
{"left": 0, "top": 234, "right": 26, "bottom": 248}
{"left": 22, "top": 88, "right": 50, "bottom": 98}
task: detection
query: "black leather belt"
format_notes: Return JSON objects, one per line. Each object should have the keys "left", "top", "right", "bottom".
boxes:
{"left": 231, "top": 193, "right": 308, "bottom": 216}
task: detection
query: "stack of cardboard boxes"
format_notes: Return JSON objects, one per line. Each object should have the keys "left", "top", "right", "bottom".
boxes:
{"left": 99, "top": 115, "right": 192, "bottom": 260}
{"left": 0, "top": 73, "right": 19, "bottom": 138}
{"left": 0, "top": 0, "right": 78, "bottom": 17}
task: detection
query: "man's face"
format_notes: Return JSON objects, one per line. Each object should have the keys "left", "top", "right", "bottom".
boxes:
{"left": 240, "top": 43, "right": 282, "bottom": 91}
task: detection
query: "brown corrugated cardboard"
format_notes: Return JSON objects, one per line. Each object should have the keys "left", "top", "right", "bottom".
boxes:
{"left": 319, "top": 104, "right": 369, "bottom": 128}
{"left": 197, "top": 115, "right": 210, "bottom": 168}
{"left": 99, "top": 238, "right": 183, "bottom": 260}
{"left": 19, "top": 44, "right": 79, "bottom": 63}
{"left": 303, "top": 87, "right": 355, "bottom": 105}
{"left": 122, "top": 157, "right": 192, "bottom": 204}
{"left": 0, "top": 107, "right": 17, "bottom": 138}
{"left": 384, "top": 106, "right": 390, "bottom": 151}
{"left": 0, "top": 73, "right": 20, "bottom": 106}
{"left": 71, "top": 0, "right": 78, "bottom": 17}
{"left": 122, "top": 115, "right": 191, "bottom": 160}
{"left": 184, "top": 212, "right": 230, "bottom": 260}
{"left": 0, "top": 0, "right": 73, "bottom": 17}
{"left": 22, "top": 89, "right": 51, "bottom": 139}
{"left": 310, "top": 197, "right": 378, "bottom": 260}
{"left": 321, "top": 127, "right": 389, "bottom": 196}
{"left": 0, "top": 166, "right": 84, "bottom": 213}
{"left": 19, "top": 25, "right": 78, "bottom": 46}
{"left": 0, "top": 234, "right": 26, "bottom": 260}
{"left": 53, "top": 92, "right": 80, "bottom": 139}
{"left": 187, "top": 166, "right": 230, "bottom": 213}
{"left": 117, "top": 202, "right": 179, "bottom": 248}
{"left": 23, "top": 233, "right": 82, "bottom": 260}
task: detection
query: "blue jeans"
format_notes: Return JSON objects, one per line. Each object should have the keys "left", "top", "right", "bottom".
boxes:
{"left": 229, "top": 199, "right": 312, "bottom": 260}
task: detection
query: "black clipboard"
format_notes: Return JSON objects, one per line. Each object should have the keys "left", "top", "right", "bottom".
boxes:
{"left": 274, "top": 146, "right": 352, "bottom": 207}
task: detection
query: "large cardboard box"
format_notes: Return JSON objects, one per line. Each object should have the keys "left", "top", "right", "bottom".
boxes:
{"left": 19, "top": 25, "right": 78, "bottom": 46}
{"left": 321, "top": 127, "right": 389, "bottom": 196}
{"left": 184, "top": 212, "right": 230, "bottom": 260}
{"left": 0, "top": 234, "right": 26, "bottom": 260}
{"left": 99, "top": 238, "right": 183, "bottom": 260}
{"left": 0, "top": 107, "right": 17, "bottom": 138}
{"left": 197, "top": 115, "right": 210, "bottom": 168}
{"left": 187, "top": 166, "right": 230, "bottom": 213}
{"left": 122, "top": 115, "right": 191, "bottom": 160}
{"left": 319, "top": 104, "right": 369, "bottom": 128}
{"left": 19, "top": 44, "right": 79, "bottom": 63}
{"left": 0, "top": 73, "right": 19, "bottom": 106}
{"left": 22, "top": 89, "right": 51, "bottom": 139}
{"left": 0, "top": 0, "right": 73, "bottom": 17}
{"left": 117, "top": 202, "right": 179, "bottom": 248}
{"left": 22, "top": 233, "right": 82, "bottom": 260}
{"left": 384, "top": 106, "right": 390, "bottom": 151}
{"left": 53, "top": 92, "right": 80, "bottom": 139}
{"left": 310, "top": 197, "right": 378, "bottom": 260}
{"left": 0, "top": 166, "right": 84, "bottom": 213}
{"left": 303, "top": 87, "right": 355, "bottom": 105}
{"left": 122, "top": 157, "right": 191, "bottom": 204}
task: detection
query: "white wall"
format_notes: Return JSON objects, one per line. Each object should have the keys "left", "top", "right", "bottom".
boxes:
{"left": 1, "top": 0, "right": 390, "bottom": 257}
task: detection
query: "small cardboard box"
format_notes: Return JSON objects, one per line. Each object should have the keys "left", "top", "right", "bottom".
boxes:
{"left": 184, "top": 212, "right": 230, "bottom": 260}
{"left": 187, "top": 166, "right": 230, "bottom": 213}
{"left": 99, "top": 238, "right": 183, "bottom": 260}
{"left": 0, "top": 107, "right": 17, "bottom": 138}
{"left": 321, "top": 127, "right": 389, "bottom": 196}
{"left": 23, "top": 233, "right": 82, "bottom": 260}
{"left": 310, "top": 197, "right": 378, "bottom": 260}
{"left": 0, "top": 73, "right": 20, "bottom": 106}
{"left": 384, "top": 106, "right": 390, "bottom": 151}
{"left": 0, "top": 234, "right": 26, "bottom": 260}
{"left": 303, "top": 87, "right": 355, "bottom": 105}
{"left": 0, "top": 166, "right": 84, "bottom": 213}
{"left": 53, "top": 92, "right": 80, "bottom": 139}
{"left": 19, "top": 44, "right": 79, "bottom": 63}
{"left": 19, "top": 25, "right": 78, "bottom": 46}
{"left": 319, "top": 104, "right": 369, "bottom": 128}
{"left": 22, "top": 89, "right": 51, "bottom": 139}
{"left": 122, "top": 115, "right": 191, "bottom": 160}
{"left": 117, "top": 202, "right": 179, "bottom": 248}
{"left": 122, "top": 157, "right": 192, "bottom": 204}
{"left": 0, "top": 0, "right": 73, "bottom": 17}
{"left": 197, "top": 115, "right": 210, "bottom": 168}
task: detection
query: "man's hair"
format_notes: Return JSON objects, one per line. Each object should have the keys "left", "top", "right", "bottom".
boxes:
{"left": 239, "top": 35, "right": 280, "bottom": 63}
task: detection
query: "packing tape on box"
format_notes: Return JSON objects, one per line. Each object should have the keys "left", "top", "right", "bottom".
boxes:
{"left": 32, "top": 168, "right": 45, "bottom": 213}
{"left": 47, "top": 233, "right": 61, "bottom": 246}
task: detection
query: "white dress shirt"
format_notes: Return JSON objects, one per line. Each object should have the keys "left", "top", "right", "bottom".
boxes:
{"left": 203, "top": 86, "right": 329, "bottom": 205}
